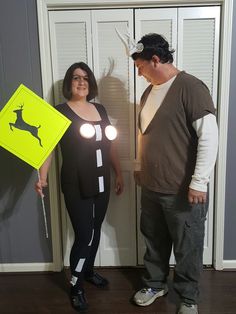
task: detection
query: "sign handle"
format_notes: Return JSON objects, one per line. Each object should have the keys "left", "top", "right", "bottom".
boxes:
{"left": 37, "top": 170, "right": 49, "bottom": 239}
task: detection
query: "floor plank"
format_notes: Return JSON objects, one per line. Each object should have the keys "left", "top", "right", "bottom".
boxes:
{"left": 0, "top": 268, "right": 236, "bottom": 313}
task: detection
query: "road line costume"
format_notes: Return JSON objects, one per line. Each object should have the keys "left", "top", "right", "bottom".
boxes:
{"left": 56, "top": 102, "right": 111, "bottom": 289}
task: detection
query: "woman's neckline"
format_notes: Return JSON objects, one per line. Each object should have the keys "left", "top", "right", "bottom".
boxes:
{"left": 65, "top": 102, "right": 102, "bottom": 122}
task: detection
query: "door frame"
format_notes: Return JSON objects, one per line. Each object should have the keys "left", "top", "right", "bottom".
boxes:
{"left": 37, "top": 0, "right": 234, "bottom": 271}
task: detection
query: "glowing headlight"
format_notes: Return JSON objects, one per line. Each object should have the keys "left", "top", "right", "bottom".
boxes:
{"left": 105, "top": 125, "right": 117, "bottom": 141}
{"left": 80, "top": 123, "right": 95, "bottom": 138}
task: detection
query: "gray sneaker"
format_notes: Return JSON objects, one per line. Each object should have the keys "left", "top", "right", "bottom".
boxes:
{"left": 178, "top": 303, "right": 198, "bottom": 314}
{"left": 133, "top": 287, "right": 168, "bottom": 306}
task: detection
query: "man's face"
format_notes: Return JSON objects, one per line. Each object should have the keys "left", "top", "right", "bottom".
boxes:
{"left": 134, "top": 58, "right": 155, "bottom": 84}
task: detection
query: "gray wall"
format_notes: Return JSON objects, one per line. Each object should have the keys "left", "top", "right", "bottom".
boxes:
{"left": 0, "top": 0, "right": 52, "bottom": 264}
{"left": 223, "top": 2, "right": 236, "bottom": 260}
{"left": 0, "top": 0, "right": 236, "bottom": 266}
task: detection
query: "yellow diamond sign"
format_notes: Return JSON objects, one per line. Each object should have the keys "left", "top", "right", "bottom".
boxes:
{"left": 0, "top": 84, "right": 71, "bottom": 169}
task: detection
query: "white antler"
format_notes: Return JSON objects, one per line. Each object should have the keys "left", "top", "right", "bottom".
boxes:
{"left": 115, "top": 27, "right": 144, "bottom": 56}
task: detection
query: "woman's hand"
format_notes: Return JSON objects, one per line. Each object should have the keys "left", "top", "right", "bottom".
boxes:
{"left": 114, "top": 174, "right": 124, "bottom": 195}
{"left": 34, "top": 154, "right": 52, "bottom": 197}
{"left": 35, "top": 178, "right": 48, "bottom": 197}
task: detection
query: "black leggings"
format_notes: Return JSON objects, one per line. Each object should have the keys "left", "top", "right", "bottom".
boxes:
{"left": 63, "top": 185, "right": 110, "bottom": 289}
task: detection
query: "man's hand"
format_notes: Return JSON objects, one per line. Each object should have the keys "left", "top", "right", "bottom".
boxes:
{"left": 188, "top": 188, "right": 207, "bottom": 204}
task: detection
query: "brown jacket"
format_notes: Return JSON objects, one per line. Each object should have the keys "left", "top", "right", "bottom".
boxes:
{"left": 138, "top": 71, "right": 215, "bottom": 194}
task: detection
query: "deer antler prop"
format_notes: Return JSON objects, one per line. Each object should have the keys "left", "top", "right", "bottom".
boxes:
{"left": 115, "top": 27, "right": 144, "bottom": 56}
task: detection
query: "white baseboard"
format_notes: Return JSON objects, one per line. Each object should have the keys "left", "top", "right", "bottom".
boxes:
{"left": 222, "top": 260, "right": 236, "bottom": 269}
{"left": 0, "top": 263, "right": 54, "bottom": 272}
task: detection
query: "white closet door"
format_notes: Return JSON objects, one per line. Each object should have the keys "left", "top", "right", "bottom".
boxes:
{"left": 48, "top": 11, "right": 93, "bottom": 267}
{"left": 134, "top": 8, "right": 177, "bottom": 265}
{"left": 178, "top": 6, "right": 220, "bottom": 265}
{"left": 91, "top": 9, "right": 136, "bottom": 266}
{"left": 134, "top": 7, "right": 220, "bottom": 266}
{"left": 48, "top": 6, "right": 220, "bottom": 268}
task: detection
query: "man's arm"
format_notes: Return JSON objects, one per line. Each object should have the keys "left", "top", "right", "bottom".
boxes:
{"left": 189, "top": 113, "right": 218, "bottom": 203}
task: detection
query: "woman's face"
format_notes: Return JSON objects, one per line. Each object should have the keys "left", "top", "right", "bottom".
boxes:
{"left": 71, "top": 68, "right": 89, "bottom": 99}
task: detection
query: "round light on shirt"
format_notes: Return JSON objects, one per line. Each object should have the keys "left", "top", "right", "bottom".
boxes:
{"left": 105, "top": 125, "right": 117, "bottom": 141}
{"left": 80, "top": 123, "right": 95, "bottom": 138}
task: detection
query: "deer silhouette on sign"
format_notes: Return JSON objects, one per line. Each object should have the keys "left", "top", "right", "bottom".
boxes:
{"left": 9, "top": 104, "right": 43, "bottom": 147}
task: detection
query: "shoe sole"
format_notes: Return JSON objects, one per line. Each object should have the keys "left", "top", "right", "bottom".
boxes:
{"left": 177, "top": 303, "right": 198, "bottom": 314}
{"left": 134, "top": 289, "right": 168, "bottom": 306}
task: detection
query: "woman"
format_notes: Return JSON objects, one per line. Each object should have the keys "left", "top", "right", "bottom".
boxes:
{"left": 35, "top": 62, "right": 123, "bottom": 312}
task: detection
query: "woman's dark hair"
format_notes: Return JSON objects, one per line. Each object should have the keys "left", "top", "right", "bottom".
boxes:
{"left": 132, "top": 33, "right": 175, "bottom": 63}
{"left": 62, "top": 62, "right": 98, "bottom": 101}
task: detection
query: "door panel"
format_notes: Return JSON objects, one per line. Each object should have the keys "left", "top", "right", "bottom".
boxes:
{"left": 135, "top": 8, "right": 177, "bottom": 102}
{"left": 178, "top": 6, "right": 220, "bottom": 265}
{"left": 178, "top": 7, "right": 220, "bottom": 104}
{"left": 91, "top": 9, "right": 136, "bottom": 265}
{"left": 49, "top": 9, "right": 137, "bottom": 266}
{"left": 48, "top": 10, "right": 93, "bottom": 267}
{"left": 134, "top": 6, "right": 220, "bottom": 265}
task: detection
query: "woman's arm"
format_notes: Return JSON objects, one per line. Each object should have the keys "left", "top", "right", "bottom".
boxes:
{"left": 35, "top": 153, "right": 53, "bottom": 197}
{"left": 110, "top": 141, "right": 124, "bottom": 195}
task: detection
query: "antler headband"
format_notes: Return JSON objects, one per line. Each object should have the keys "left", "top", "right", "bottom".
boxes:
{"left": 115, "top": 27, "right": 144, "bottom": 57}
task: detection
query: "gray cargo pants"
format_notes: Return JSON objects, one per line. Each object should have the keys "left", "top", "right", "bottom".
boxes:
{"left": 140, "top": 187, "right": 208, "bottom": 304}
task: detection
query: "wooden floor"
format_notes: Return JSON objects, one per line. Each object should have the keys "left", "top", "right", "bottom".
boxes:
{"left": 0, "top": 267, "right": 236, "bottom": 313}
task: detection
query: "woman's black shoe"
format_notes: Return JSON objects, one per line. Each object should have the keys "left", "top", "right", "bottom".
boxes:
{"left": 85, "top": 272, "right": 109, "bottom": 288}
{"left": 70, "top": 288, "right": 88, "bottom": 312}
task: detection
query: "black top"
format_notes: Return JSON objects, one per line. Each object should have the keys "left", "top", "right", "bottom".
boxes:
{"left": 56, "top": 102, "right": 111, "bottom": 198}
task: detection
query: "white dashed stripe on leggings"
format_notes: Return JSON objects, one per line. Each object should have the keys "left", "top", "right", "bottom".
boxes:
{"left": 75, "top": 258, "right": 86, "bottom": 272}
{"left": 70, "top": 275, "right": 78, "bottom": 286}
{"left": 89, "top": 203, "right": 95, "bottom": 246}
{"left": 88, "top": 229, "right": 94, "bottom": 246}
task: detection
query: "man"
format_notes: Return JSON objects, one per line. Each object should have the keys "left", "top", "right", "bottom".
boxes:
{"left": 131, "top": 33, "right": 218, "bottom": 314}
